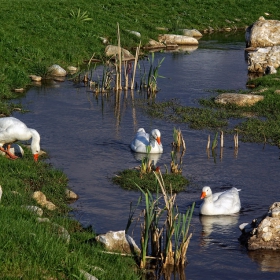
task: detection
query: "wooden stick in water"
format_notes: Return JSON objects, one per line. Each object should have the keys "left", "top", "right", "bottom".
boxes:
{"left": 220, "top": 131, "right": 224, "bottom": 148}
{"left": 207, "top": 135, "right": 210, "bottom": 149}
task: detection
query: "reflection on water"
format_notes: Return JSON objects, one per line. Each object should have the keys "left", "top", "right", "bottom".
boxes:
{"left": 248, "top": 250, "right": 280, "bottom": 272}
{"left": 133, "top": 152, "right": 163, "bottom": 167}
{"left": 199, "top": 214, "right": 240, "bottom": 238}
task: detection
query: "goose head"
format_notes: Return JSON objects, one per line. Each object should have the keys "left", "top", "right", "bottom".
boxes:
{"left": 30, "top": 129, "right": 41, "bottom": 162}
{"left": 200, "top": 186, "right": 212, "bottom": 199}
{"left": 150, "top": 129, "right": 161, "bottom": 145}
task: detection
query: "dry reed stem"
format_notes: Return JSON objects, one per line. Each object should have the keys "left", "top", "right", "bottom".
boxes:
{"left": 123, "top": 60, "right": 128, "bottom": 90}
{"left": 220, "top": 131, "right": 224, "bottom": 148}
{"left": 176, "top": 233, "right": 192, "bottom": 266}
{"left": 182, "top": 138, "right": 186, "bottom": 151}
{"left": 117, "top": 23, "right": 122, "bottom": 90}
{"left": 207, "top": 135, "right": 210, "bottom": 149}
{"left": 131, "top": 42, "right": 141, "bottom": 90}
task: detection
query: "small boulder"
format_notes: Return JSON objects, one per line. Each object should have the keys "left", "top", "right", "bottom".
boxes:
{"left": 215, "top": 93, "right": 264, "bottom": 106}
{"left": 246, "top": 18, "right": 280, "bottom": 48}
{"left": 105, "top": 45, "right": 135, "bottom": 61}
{"left": 65, "top": 188, "right": 79, "bottom": 200}
{"left": 95, "top": 230, "right": 140, "bottom": 255}
{"left": 32, "top": 191, "right": 56, "bottom": 211}
{"left": 67, "top": 66, "right": 78, "bottom": 74}
{"left": 158, "top": 34, "right": 199, "bottom": 45}
{"left": 239, "top": 202, "right": 280, "bottom": 250}
{"left": 29, "top": 75, "right": 42, "bottom": 82}
{"left": 23, "top": 205, "right": 43, "bottom": 216}
{"left": 180, "top": 29, "right": 203, "bottom": 37}
{"left": 144, "top": 39, "right": 166, "bottom": 50}
{"left": 48, "top": 64, "right": 67, "bottom": 77}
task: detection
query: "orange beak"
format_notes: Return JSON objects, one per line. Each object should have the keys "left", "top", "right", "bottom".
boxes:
{"left": 200, "top": 192, "right": 206, "bottom": 199}
{"left": 156, "top": 137, "right": 161, "bottom": 145}
{"left": 33, "top": 153, "right": 39, "bottom": 162}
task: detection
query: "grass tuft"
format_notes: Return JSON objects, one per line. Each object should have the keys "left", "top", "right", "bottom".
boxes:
{"left": 112, "top": 169, "right": 189, "bottom": 193}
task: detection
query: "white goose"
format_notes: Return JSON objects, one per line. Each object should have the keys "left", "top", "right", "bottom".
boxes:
{"left": 0, "top": 117, "right": 40, "bottom": 161}
{"left": 130, "top": 128, "right": 163, "bottom": 154}
{"left": 199, "top": 186, "right": 241, "bottom": 215}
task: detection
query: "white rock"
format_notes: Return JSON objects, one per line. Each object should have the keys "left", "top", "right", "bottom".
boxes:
{"left": 23, "top": 205, "right": 43, "bottom": 216}
{"left": 105, "top": 45, "right": 135, "bottom": 61}
{"left": 239, "top": 223, "right": 249, "bottom": 231}
{"left": 262, "top": 231, "right": 272, "bottom": 242}
{"left": 95, "top": 230, "right": 140, "bottom": 254}
{"left": 80, "top": 270, "right": 99, "bottom": 280}
{"left": 48, "top": 64, "right": 67, "bottom": 77}
{"left": 272, "top": 208, "right": 280, "bottom": 217}
{"left": 158, "top": 34, "right": 199, "bottom": 45}
{"left": 262, "top": 226, "right": 269, "bottom": 233}
{"left": 215, "top": 93, "right": 264, "bottom": 106}
{"left": 65, "top": 189, "right": 79, "bottom": 200}
{"left": 126, "top": 30, "right": 141, "bottom": 37}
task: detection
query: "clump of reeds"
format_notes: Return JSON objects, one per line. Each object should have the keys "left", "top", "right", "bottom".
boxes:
{"left": 146, "top": 53, "right": 165, "bottom": 97}
{"left": 130, "top": 171, "right": 195, "bottom": 270}
{"left": 74, "top": 24, "right": 165, "bottom": 99}
{"left": 171, "top": 128, "right": 186, "bottom": 174}
{"left": 139, "top": 145, "right": 158, "bottom": 176}
{"left": 172, "top": 128, "right": 186, "bottom": 151}
{"left": 170, "top": 151, "right": 183, "bottom": 174}
{"left": 206, "top": 131, "right": 224, "bottom": 151}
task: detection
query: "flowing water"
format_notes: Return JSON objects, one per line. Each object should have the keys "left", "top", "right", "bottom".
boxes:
{"left": 13, "top": 32, "right": 280, "bottom": 279}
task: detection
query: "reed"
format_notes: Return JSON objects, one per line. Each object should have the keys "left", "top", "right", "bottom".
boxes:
{"left": 131, "top": 43, "right": 141, "bottom": 90}
{"left": 170, "top": 151, "right": 184, "bottom": 174}
{"left": 220, "top": 130, "right": 224, "bottom": 148}
{"left": 212, "top": 132, "right": 218, "bottom": 150}
{"left": 154, "top": 171, "right": 195, "bottom": 267}
{"left": 234, "top": 130, "right": 239, "bottom": 148}
{"left": 146, "top": 53, "right": 165, "bottom": 97}
{"left": 131, "top": 171, "right": 194, "bottom": 270}
{"left": 140, "top": 145, "right": 155, "bottom": 176}
{"left": 172, "top": 127, "right": 186, "bottom": 151}
{"left": 207, "top": 135, "right": 211, "bottom": 150}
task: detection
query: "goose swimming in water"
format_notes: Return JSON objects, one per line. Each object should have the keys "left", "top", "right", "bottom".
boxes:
{"left": 130, "top": 128, "right": 163, "bottom": 154}
{"left": 0, "top": 117, "right": 40, "bottom": 161}
{"left": 199, "top": 186, "right": 241, "bottom": 215}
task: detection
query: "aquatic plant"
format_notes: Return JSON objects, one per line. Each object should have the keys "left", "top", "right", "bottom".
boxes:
{"left": 130, "top": 171, "right": 194, "bottom": 270}
{"left": 112, "top": 169, "right": 188, "bottom": 193}
{"left": 172, "top": 127, "right": 186, "bottom": 151}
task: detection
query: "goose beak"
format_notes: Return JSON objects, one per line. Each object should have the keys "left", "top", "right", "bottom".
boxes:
{"left": 33, "top": 153, "right": 39, "bottom": 162}
{"left": 156, "top": 137, "right": 161, "bottom": 145}
{"left": 200, "top": 192, "right": 206, "bottom": 199}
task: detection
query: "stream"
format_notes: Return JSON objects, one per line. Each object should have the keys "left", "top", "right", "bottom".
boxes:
{"left": 14, "top": 32, "right": 280, "bottom": 279}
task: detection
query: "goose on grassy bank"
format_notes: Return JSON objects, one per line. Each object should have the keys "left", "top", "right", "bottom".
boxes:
{"left": 130, "top": 128, "right": 163, "bottom": 154}
{"left": 0, "top": 117, "right": 40, "bottom": 161}
{"left": 199, "top": 186, "right": 241, "bottom": 215}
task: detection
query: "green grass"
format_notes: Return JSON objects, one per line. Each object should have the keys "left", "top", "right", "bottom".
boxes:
{"left": 0, "top": 0, "right": 280, "bottom": 114}
{"left": 112, "top": 169, "right": 189, "bottom": 193}
{"left": 0, "top": 152, "right": 139, "bottom": 279}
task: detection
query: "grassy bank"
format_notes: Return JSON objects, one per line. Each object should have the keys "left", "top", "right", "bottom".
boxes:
{"left": 0, "top": 148, "right": 139, "bottom": 279}
{"left": 1, "top": 0, "right": 280, "bottom": 112}
{"left": 1, "top": 0, "right": 280, "bottom": 278}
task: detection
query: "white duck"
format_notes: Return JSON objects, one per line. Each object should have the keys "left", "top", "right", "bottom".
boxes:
{"left": 0, "top": 117, "right": 40, "bottom": 161}
{"left": 199, "top": 186, "right": 241, "bottom": 215}
{"left": 130, "top": 128, "right": 163, "bottom": 154}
